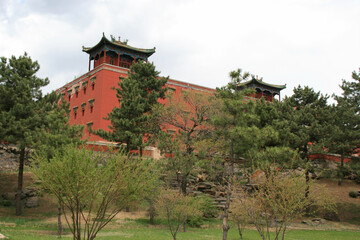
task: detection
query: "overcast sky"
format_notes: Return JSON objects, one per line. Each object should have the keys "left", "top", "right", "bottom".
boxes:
{"left": 1, "top": 0, "right": 359, "bottom": 99}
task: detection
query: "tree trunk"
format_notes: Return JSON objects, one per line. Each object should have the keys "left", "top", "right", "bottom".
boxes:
{"left": 222, "top": 181, "right": 231, "bottom": 240}
{"left": 149, "top": 201, "right": 155, "bottom": 225}
{"left": 180, "top": 176, "right": 187, "bottom": 195}
{"left": 183, "top": 221, "right": 186, "bottom": 232}
{"left": 237, "top": 223, "right": 243, "bottom": 240}
{"left": 58, "top": 206, "right": 62, "bottom": 236}
{"left": 223, "top": 141, "right": 234, "bottom": 240}
{"left": 281, "top": 224, "right": 287, "bottom": 240}
{"left": 338, "top": 155, "right": 344, "bottom": 186}
{"left": 16, "top": 147, "right": 25, "bottom": 216}
{"left": 305, "top": 169, "right": 310, "bottom": 198}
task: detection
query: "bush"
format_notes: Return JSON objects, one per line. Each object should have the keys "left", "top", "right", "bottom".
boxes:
{"left": 187, "top": 215, "right": 204, "bottom": 227}
{"left": 197, "top": 195, "right": 219, "bottom": 218}
{"left": 2, "top": 200, "right": 12, "bottom": 207}
{"left": 186, "top": 195, "right": 218, "bottom": 227}
{"left": 349, "top": 191, "right": 358, "bottom": 198}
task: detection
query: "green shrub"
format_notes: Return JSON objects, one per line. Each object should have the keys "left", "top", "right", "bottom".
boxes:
{"left": 187, "top": 215, "right": 204, "bottom": 227}
{"left": 197, "top": 195, "right": 219, "bottom": 218}
{"left": 2, "top": 199, "right": 12, "bottom": 207}
{"left": 349, "top": 191, "right": 358, "bottom": 198}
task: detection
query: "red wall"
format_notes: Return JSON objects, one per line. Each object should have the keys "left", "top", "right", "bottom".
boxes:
{"left": 59, "top": 63, "right": 215, "bottom": 142}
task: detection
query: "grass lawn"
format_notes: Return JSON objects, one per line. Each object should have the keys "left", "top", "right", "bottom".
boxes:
{"left": 1, "top": 173, "right": 359, "bottom": 239}
{"left": 1, "top": 216, "right": 359, "bottom": 240}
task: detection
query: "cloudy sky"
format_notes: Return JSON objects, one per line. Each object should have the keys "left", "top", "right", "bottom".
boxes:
{"left": 1, "top": 0, "right": 359, "bottom": 99}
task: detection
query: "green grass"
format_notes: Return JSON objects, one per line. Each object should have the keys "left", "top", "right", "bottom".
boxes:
{"left": 1, "top": 217, "right": 359, "bottom": 240}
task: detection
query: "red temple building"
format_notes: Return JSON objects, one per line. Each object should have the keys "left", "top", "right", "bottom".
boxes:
{"left": 58, "top": 34, "right": 285, "bottom": 156}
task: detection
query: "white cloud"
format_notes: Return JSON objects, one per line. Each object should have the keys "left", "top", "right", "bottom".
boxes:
{"left": 0, "top": 0, "right": 359, "bottom": 99}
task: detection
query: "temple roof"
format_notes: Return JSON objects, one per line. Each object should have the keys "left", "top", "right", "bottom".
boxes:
{"left": 237, "top": 78, "right": 286, "bottom": 90}
{"left": 82, "top": 33, "right": 156, "bottom": 58}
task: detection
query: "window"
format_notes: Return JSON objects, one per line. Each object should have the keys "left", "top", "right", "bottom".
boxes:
{"left": 167, "top": 130, "right": 176, "bottom": 135}
{"left": 74, "top": 86, "right": 79, "bottom": 98}
{"left": 90, "top": 76, "right": 96, "bottom": 90}
{"left": 82, "top": 81, "right": 88, "bottom": 95}
{"left": 167, "top": 87, "right": 176, "bottom": 96}
{"left": 81, "top": 103, "right": 86, "bottom": 116}
{"left": 73, "top": 106, "right": 78, "bottom": 119}
{"left": 88, "top": 99, "right": 95, "bottom": 113}
{"left": 67, "top": 89, "right": 72, "bottom": 101}
{"left": 87, "top": 122, "right": 93, "bottom": 135}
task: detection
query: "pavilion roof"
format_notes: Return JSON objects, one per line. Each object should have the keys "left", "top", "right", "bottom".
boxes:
{"left": 238, "top": 78, "right": 286, "bottom": 90}
{"left": 82, "top": 33, "right": 156, "bottom": 57}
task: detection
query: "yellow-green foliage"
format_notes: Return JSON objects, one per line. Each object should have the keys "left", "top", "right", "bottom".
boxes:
{"left": 32, "top": 145, "right": 157, "bottom": 240}
{"left": 156, "top": 190, "right": 204, "bottom": 240}
{"left": 231, "top": 171, "right": 336, "bottom": 240}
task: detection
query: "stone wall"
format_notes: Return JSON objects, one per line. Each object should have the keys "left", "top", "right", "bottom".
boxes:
{"left": 0, "top": 144, "right": 20, "bottom": 172}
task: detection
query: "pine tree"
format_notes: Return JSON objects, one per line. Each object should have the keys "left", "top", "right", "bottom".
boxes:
{"left": 284, "top": 86, "right": 332, "bottom": 196}
{"left": 246, "top": 99, "right": 300, "bottom": 177}
{"left": 95, "top": 61, "right": 168, "bottom": 154}
{"left": 31, "top": 94, "right": 85, "bottom": 159}
{"left": 0, "top": 53, "right": 49, "bottom": 215}
{"left": 212, "top": 69, "right": 261, "bottom": 240}
{"left": 328, "top": 70, "right": 360, "bottom": 185}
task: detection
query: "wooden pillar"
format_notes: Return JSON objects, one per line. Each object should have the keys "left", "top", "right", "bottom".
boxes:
{"left": 279, "top": 93, "right": 281, "bottom": 101}
{"left": 271, "top": 92, "right": 274, "bottom": 102}
{"left": 118, "top": 53, "right": 120, "bottom": 66}
{"left": 88, "top": 57, "right": 91, "bottom": 72}
{"left": 104, "top": 49, "right": 107, "bottom": 64}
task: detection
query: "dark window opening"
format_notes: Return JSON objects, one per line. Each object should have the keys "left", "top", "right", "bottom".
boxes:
{"left": 84, "top": 88, "right": 86, "bottom": 94}
{"left": 90, "top": 106, "right": 93, "bottom": 113}
{"left": 92, "top": 84, "right": 95, "bottom": 90}
{"left": 87, "top": 123, "right": 93, "bottom": 136}
{"left": 82, "top": 109, "right": 85, "bottom": 116}
{"left": 76, "top": 92, "right": 79, "bottom": 98}
{"left": 167, "top": 130, "right": 176, "bottom": 135}
{"left": 74, "top": 112, "right": 77, "bottom": 119}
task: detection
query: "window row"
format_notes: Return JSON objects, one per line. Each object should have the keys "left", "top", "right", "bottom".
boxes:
{"left": 64, "top": 76, "right": 96, "bottom": 101}
{"left": 72, "top": 99, "right": 95, "bottom": 119}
